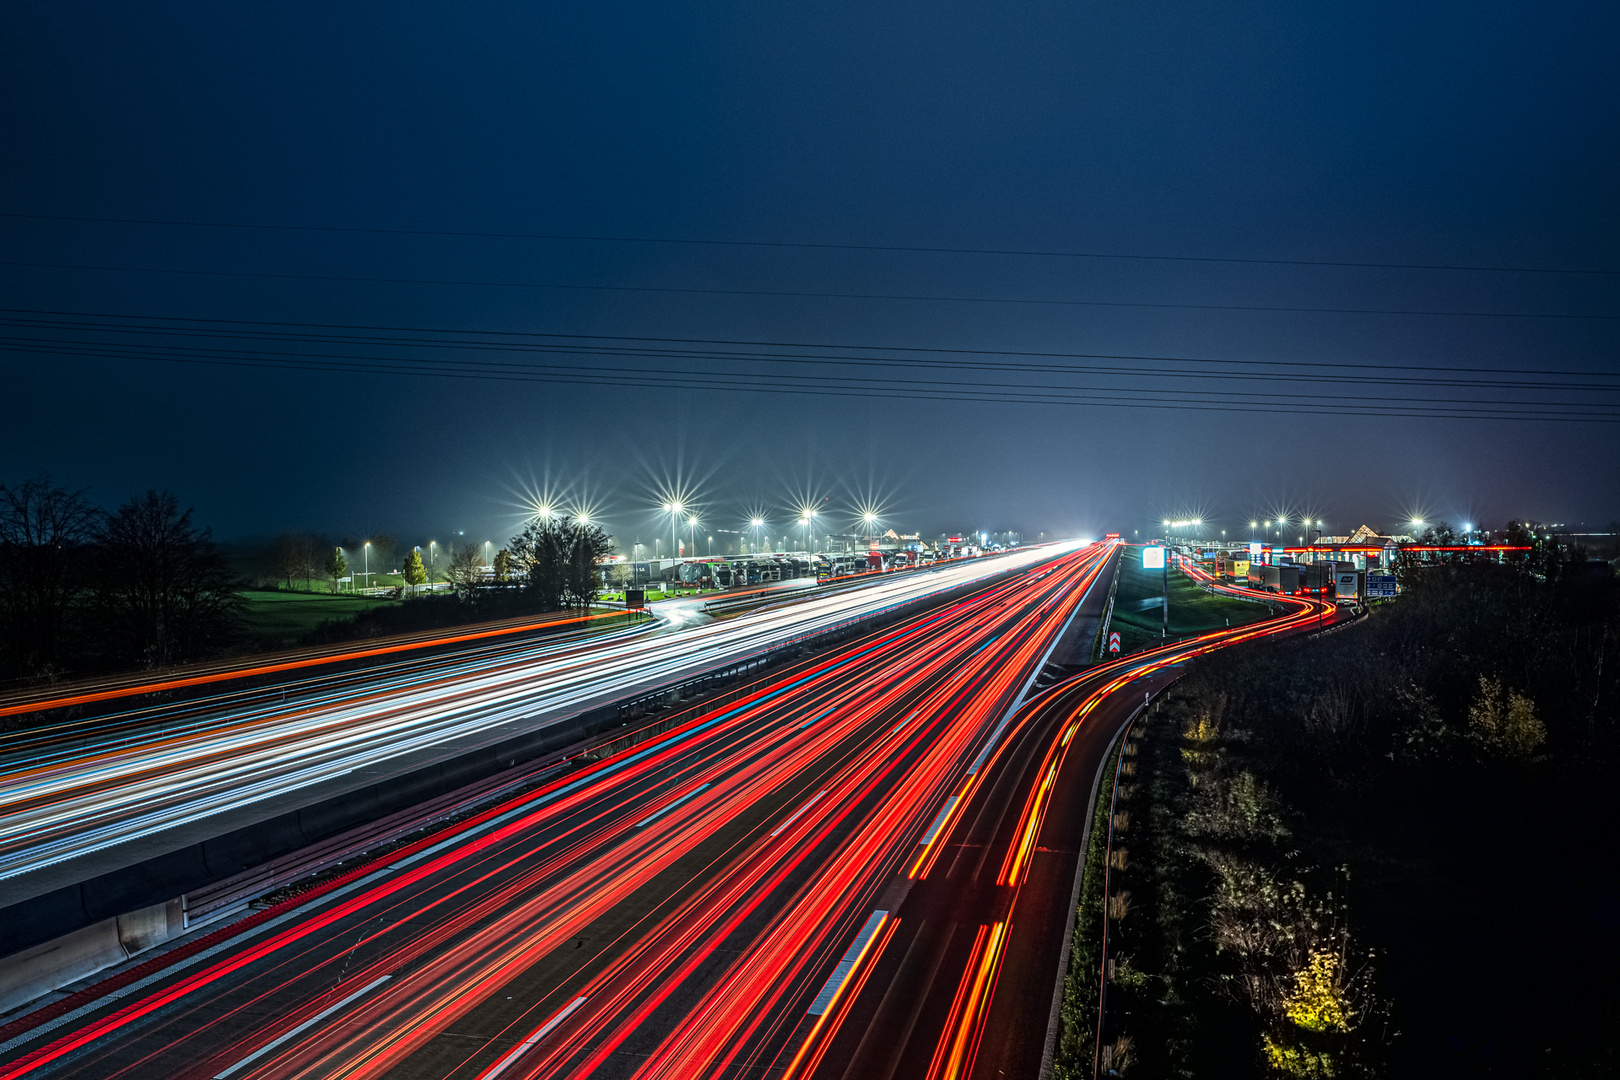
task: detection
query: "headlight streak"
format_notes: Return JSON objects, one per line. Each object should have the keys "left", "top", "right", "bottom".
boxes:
{"left": 0, "top": 546, "right": 1081, "bottom": 886}
{"left": 899, "top": 558, "right": 1333, "bottom": 1079}
{"left": 0, "top": 545, "right": 1103, "bottom": 1079}
{"left": 548, "top": 548, "right": 1113, "bottom": 1080}
{"left": 925, "top": 921, "right": 1007, "bottom": 1080}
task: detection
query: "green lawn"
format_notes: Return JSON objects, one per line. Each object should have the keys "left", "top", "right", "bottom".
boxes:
{"left": 1108, "top": 556, "right": 1270, "bottom": 653}
{"left": 238, "top": 589, "right": 396, "bottom": 646}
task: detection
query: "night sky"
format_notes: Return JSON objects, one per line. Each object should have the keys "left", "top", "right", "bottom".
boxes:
{"left": 2, "top": 2, "right": 1616, "bottom": 551}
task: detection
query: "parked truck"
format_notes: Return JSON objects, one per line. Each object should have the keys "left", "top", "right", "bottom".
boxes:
{"left": 1263, "top": 564, "right": 1301, "bottom": 594}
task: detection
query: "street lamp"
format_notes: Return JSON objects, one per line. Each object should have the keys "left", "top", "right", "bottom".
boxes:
{"left": 429, "top": 541, "right": 436, "bottom": 587}
{"left": 363, "top": 541, "right": 370, "bottom": 592}
{"left": 751, "top": 517, "right": 764, "bottom": 554}
{"left": 663, "top": 501, "right": 684, "bottom": 560}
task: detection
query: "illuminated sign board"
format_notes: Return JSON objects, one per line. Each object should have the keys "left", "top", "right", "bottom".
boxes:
{"left": 1142, "top": 545, "right": 1166, "bottom": 569}
{"left": 1249, "top": 542, "right": 1263, "bottom": 557}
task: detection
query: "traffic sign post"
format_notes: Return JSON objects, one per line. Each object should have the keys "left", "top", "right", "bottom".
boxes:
{"left": 1108, "top": 631, "right": 1121, "bottom": 655}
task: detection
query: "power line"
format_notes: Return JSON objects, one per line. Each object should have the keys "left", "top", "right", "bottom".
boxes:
{"left": 4, "top": 332, "right": 1614, "bottom": 423}
{"left": 6, "top": 307, "right": 1617, "bottom": 384}
{"left": 3, "top": 261, "right": 1616, "bottom": 322}
{"left": 9, "top": 339, "right": 1609, "bottom": 421}
{"left": 3, "top": 211, "right": 1615, "bottom": 277}
{"left": 7, "top": 333, "right": 1610, "bottom": 411}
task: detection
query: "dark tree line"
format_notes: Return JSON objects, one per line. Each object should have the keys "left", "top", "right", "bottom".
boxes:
{"left": 506, "top": 515, "right": 613, "bottom": 611}
{"left": 0, "top": 476, "right": 243, "bottom": 681}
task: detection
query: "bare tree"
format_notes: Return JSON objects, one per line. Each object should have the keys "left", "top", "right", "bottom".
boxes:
{"left": 92, "top": 491, "right": 244, "bottom": 667}
{"left": 269, "top": 532, "right": 321, "bottom": 590}
{"left": 0, "top": 475, "right": 100, "bottom": 678}
{"left": 447, "top": 543, "right": 483, "bottom": 603}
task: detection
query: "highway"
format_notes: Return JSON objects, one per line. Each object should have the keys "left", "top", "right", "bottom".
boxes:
{"left": 0, "top": 540, "right": 1114, "bottom": 1078}
{"left": 0, "top": 545, "right": 1076, "bottom": 903}
{"left": 801, "top": 557, "right": 1337, "bottom": 1079}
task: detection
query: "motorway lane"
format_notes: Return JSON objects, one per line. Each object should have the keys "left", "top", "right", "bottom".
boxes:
{"left": 0, "top": 546, "right": 1076, "bottom": 902}
{"left": 795, "top": 560, "right": 1339, "bottom": 1080}
{"left": 0, "top": 543, "right": 1112, "bottom": 1079}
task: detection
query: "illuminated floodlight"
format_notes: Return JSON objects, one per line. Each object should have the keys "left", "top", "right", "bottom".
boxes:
{"left": 576, "top": 512, "right": 591, "bottom": 525}
{"left": 1142, "top": 545, "right": 1166, "bottom": 569}
{"left": 688, "top": 515, "right": 699, "bottom": 527}
{"left": 864, "top": 512, "right": 878, "bottom": 524}
{"left": 751, "top": 517, "right": 764, "bottom": 527}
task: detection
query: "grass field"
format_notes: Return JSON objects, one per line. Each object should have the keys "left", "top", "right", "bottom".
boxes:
{"left": 1109, "top": 556, "right": 1270, "bottom": 653}
{"left": 238, "top": 589, "right": 396, "bottom": 646}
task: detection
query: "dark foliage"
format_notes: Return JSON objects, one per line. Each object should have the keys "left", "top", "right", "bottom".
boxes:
{"left": 1101, "top": 535, "right": 1620, "bottom": 1077}
{"left": 0, "top": 475, "right": 99, "bottom": 680}
{"left": 90, "top": 491, "right": 246, "bottom": 668}
{"left": 509, "top": 516, "right": 613, "bottom": 611}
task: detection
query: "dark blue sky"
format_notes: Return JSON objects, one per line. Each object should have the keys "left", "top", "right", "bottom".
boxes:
{"left": 2, "top": 2, "right": 1616, "bottom": 549}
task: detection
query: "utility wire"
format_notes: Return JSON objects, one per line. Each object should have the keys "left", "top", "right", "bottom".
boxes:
{"left": 7, "top": 333, "right": 1611, "bottom": 411}
{"left": 3, "top": 211, "right": 1614, "bottom": 277}
{"left": 2, "top": 260, "right": 1615, "bottom": 321}
{"left": 5, "top": 308, "right": 1617, "bottom": 388}
{"left": 5, "top": 339, "right": 1613, "bottom": 423}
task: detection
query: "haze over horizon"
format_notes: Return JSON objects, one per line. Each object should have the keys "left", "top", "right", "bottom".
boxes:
{"left": 3, "top": 2, "right": 1616, "bottom": 542}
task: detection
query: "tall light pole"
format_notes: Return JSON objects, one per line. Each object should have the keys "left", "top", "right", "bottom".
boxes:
{"left": 363, "top": 541, "right": 370, "bottom": 592}
{"left": 688, "top": 515, "right": 699, "bottom": 558}
{"left": 751, "top": 517, "right": 764, "bottom": 554}
{"left": 428, "top": 541, "right": 436, "bottom": 587}
{"left": 664, "top": 502, "right": 684, "bottom": 561}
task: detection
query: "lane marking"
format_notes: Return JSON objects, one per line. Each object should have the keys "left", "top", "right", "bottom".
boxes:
{"left": 478, "top": 996, "right": 587, "bottom": 1080}
{"left": 796, "top": 707, "right": 835, "bottom": 730}
{"left": 770, "top": 790, "right": 828, "bottom": 838}
{"left": 634, "top": 783, "right": 711, "bottom": 828}
{"left": 917, "top": 795, "right": 960, "bottom": 848}
{"left": 213, "top": 974, "right": 390, "bottom": 1078}
{"left": 808, "top": 910, "right": 889, "bottom": 1016}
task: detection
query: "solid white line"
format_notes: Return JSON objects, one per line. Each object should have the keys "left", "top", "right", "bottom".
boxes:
{"left": 634, "top": 783, "right": 710, "bottom": 828}
{"left": 481, "top": 997, "right": 587, "bottom": 1080}
{"left": 807, "top": 910, "right": 889, "bottom": 1016}
{"left": 769, "top": 790, "right": 827, "bottom": 838}
{"left": 213, "top": 974, "right": 391, "bottom": 1078}
{"left": 917, "top": 795, "right": 960, "bottom": 847}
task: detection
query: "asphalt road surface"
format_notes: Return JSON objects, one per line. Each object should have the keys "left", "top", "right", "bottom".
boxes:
{"left": 0, "top": 545, "right": 1074, "bottom": 907}
{"left": 0, "top": 542, "right": 1114, "bottom": 1078}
